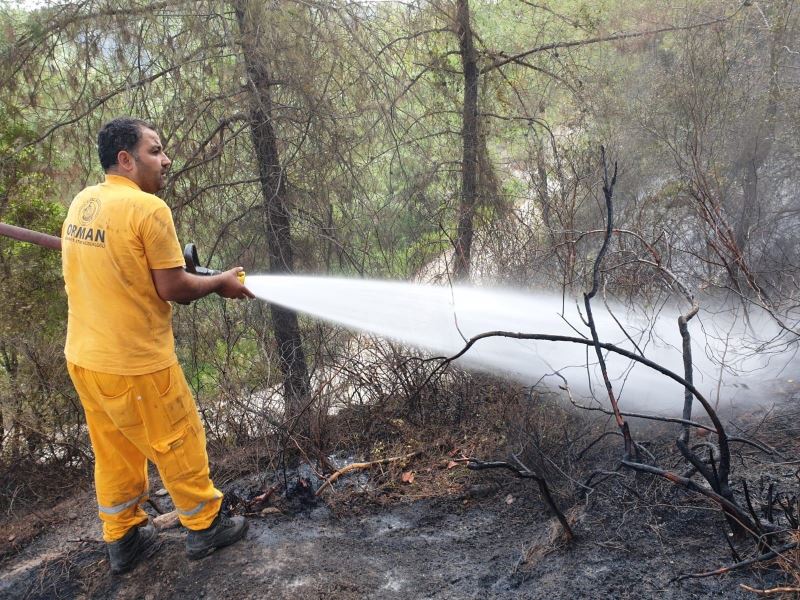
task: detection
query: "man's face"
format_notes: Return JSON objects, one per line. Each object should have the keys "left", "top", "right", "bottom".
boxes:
{"left": 130, "top": 127, "right": 171, "bottom": 194}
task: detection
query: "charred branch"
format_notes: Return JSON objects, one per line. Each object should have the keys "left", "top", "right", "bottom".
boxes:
{"left": 582, "top": 148, "right": 635, "bottom": 459}
{"left": 673, "top": 541, "right": 799, "bottom": 582}
{"left": 621, "top": 459, "right": 760, "bottom": 536}
{"left": 465, "top": 457, "right": 574, "bottom": 540}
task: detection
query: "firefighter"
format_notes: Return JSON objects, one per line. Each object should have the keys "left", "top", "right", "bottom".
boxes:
{"left": 62, "top": 117, "right": 254, "bottom": 573}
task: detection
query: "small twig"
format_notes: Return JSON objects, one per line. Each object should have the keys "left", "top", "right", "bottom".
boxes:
{"left": 727, "top": 436, "right": 782, "bottom": 457}
{"left": 571, "top": 402, "right": 716, "bottom": 434}
{"left": 583, "top": 469, "right": 625, "bottom": 490}
{"left": 723, "top": 523, "right": 743, "bottom": 563}
{"left": 315, "top": 452, "right": 419, "bottom": 496}
{"left": 575, "top": 430, "right": 621, "bottom": 461}
{"left": 622, "top": 460, "right": 759, "bottom": 537}
{"left": 466, "top": 457, "right": 574, "bottom": 539}
{"left": 777, "top": 496, "right": 798, "bottom": 529}
{"left": 740, "top": 584, "right": 800, "bottom": 596}
{"left": 672, "top": 541, "right": 799, "bottom": 582}
{"left": 634, "top": 441, "right": 657, "bottom": 464}
{"left": 742, "top": 480, "right": 761, "bottom": 530}
{"left": 767, "top": 482, "right": 777, "bottom": 523}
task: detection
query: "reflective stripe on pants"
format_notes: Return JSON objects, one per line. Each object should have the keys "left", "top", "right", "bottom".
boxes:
{"left": 99, "top": 492, "right": 147, "bottom": 515}
{"left": 68, "top": 362, "right": 223, "bottom": 542}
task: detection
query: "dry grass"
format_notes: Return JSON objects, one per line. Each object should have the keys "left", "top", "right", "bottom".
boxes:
{"left": 0, "top": 458, "right": 89, "bottom": 518}
{"left": 518, "top": 504, "right": 587, "bottom": 567}
{"left": 0, "top": 492, "right": 93, "bottom": 563}
{"left": 757, "top": 533, "right": 800, "bottom": 599}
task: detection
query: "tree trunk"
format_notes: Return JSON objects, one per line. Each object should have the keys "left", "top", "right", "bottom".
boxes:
{"left": 233, "top": 1, "right": 311, "bottom": 438}
{"left": 453, "top": 0, "right": 479, "bottom": 282}
{"left": 733, "top": 4, "right": 784, "bottom": 278}
{"left": 0, "top": 342, "right": 19, "bottom": 459}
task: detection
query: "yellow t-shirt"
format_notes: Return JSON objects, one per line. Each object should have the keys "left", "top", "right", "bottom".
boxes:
{"left": 62, "top": 174, "right": 186, "bottom": 375}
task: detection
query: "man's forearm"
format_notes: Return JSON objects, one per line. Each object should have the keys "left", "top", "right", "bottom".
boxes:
{"left": 165, "top": 271, "right": 227, "bottom": 303}
{"left": 151, "top": 266, "right": 251, "bottom": 303}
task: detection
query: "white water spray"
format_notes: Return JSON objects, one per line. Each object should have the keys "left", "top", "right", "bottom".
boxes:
{"left": 245, "top": 275, "right": 792, "bottom": 414}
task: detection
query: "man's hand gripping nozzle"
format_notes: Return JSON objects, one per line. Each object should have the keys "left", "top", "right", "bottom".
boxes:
{"left": 181, "top": 243, "right": 246, "bottom": 304}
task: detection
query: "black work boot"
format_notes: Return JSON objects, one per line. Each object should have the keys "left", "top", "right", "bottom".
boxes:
{"left": 107, "top": 523, "right": 161, "bottom": 574}
{"left": 186, "top": 513, "right": 248, "bottom": 560}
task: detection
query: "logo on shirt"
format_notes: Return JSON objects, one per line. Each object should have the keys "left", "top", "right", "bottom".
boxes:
{"left": 80, "top": 198, "right": 100, "bottom": 225}
{"left": 65, "top": 223, "right": 106, "bottom": 246}
{"left": 66, "top": 198, "right": 106, "bottom": 247}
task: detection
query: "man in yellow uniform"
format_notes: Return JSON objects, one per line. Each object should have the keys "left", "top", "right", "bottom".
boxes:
{"left": 62, "top": 117, "right": 253, "bottom": 573}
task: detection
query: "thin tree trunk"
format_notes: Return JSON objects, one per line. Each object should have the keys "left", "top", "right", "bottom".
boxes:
{"left": 0, "top": 342, "right": 19, "bottom": 458}
{"left": 453, "top": 0, "right": 479, "bottom": 281}
{"left": 234, "top": 1, "right": 310, "bottom": 438}
{"left": 733, "top": 4, "right": 784, "bottom": 270}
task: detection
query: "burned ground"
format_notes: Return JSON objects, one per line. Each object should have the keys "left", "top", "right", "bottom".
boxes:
{"left": 0, "top": 478, "right": 790, "bottom": 599}
{"left": 1, "top": 384, "right": 798, "bottom": 600}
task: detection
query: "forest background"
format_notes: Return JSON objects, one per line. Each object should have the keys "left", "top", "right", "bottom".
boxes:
{"left": 1, "top": 0, "right": 799, "bottom": 583}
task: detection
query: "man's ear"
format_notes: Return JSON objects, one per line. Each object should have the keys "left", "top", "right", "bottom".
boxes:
{"left": 116, "top": 150, "right": 135, "bottom": 172}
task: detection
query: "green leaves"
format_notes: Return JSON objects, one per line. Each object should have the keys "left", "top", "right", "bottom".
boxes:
{"left": 0, "top": 113, "right": 65, "bottom": 341}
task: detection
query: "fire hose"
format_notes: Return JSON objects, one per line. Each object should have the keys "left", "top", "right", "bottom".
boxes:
{"left": 0, "top": 221, "right": 61, "bottom": 250}
{"left": 0, "top": 221, "right": 245, "bottom": 293}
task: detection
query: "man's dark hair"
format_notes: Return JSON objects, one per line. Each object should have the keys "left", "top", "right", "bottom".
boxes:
{"left": 97, "top": 117, "right": 155, "bottom": 171}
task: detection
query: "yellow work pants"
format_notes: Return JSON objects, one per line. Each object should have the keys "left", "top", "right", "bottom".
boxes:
{"left": 68, "top": 362, "right": 222, "bottom": 542}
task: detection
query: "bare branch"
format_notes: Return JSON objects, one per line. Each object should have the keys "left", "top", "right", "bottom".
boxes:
{"left": 673, "top": 541, "right": 799, "bottom": 581}
{"left": 482, "top": 3, "right": 750, "bottom": 73}
{"left": 464, "top": 457, "right": 574, "bottom": 539}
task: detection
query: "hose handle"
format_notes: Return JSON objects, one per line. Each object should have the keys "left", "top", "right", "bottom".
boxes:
{"left": 183, "top": 243, "right": 220, "bottom": 277}
{"left": 180, "top": 244, "right": 246, "bottom": 306}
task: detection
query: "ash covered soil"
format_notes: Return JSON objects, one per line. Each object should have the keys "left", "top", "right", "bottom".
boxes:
{"left": 1, "top": 474, "right": 793, "bottom": 599}
{"left": 2, "top": 388, "right": 798, "bottom": 600}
